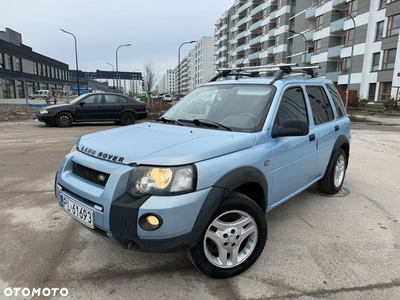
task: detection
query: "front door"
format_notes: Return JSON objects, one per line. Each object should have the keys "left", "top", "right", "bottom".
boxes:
{"left": 268, "top": 86, "right": 317, "bottom": 208}
{"left": 74, "top": 94, "right": 104, "bottom": 120}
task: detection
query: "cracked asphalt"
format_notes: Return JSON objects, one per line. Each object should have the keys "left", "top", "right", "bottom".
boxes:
{"left": 0, "top": 120, "right": 399, "bottom": 299}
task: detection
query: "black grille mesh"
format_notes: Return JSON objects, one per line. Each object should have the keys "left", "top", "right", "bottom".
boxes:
{"left": 72, "top": 163, "right": 110, "bottom": 187}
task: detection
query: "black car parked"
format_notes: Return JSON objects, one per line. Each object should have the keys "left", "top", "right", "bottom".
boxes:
{"left": 36, "top": 93, "right": 147, "bottom": 127}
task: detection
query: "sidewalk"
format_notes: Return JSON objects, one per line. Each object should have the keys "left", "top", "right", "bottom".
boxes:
{"left": 352, "top": 115, "right": 400, "bottom": 126}
{"left": 0, "top": 97, "right": 68, "bottom": 107}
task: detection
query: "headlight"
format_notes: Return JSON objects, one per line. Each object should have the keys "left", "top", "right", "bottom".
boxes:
{"left": 127, "top": 165, "right": 197, "bottom": 198}
{"left": 39, "top": 109, "right": 48, "bottom": 114}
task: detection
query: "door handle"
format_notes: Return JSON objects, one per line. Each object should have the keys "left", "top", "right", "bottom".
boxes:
{"left": 335, "top": 125, "right": 339, "bottom": 131}
{"left": 309, "top": 134, "right": 315, "bottom": 141}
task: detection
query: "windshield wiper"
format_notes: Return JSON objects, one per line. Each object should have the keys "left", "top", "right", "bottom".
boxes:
{"left": 156, "top": 116, "right": 183, "bottom": 126}
{"left": 189, "top": 119, "right": 232, "bottom": 131}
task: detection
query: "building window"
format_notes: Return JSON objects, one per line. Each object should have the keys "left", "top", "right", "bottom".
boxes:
{"left": 369, "top": 83, "right": 376, "bottom": 101}
{"left": 342, "top": 57, "right": 351, "bottom": 74}
{"left": 372, "top": 53, "right": 380, "bottom": 71}
{"left": 378, "top": 82, "right": 392, "bottom": 101}
{"left": 382, "top": 49, "right": 396, "bottom": 69}
{"left": 33, "top": 62, "right": 38, "bottom": 75}
{"left": 275, "top": 35, "right": 280, "bottom": 46}
{"left": 15, "top": 58, "right": 22, "bottom": 72}
{"left": 348, "top": 0, "right": 358, "bottom": 15}
{"left": 8, "top": 55, "right": 13, "bottom": 70}
{"left": 387, "top": 14, "right": 400, "bottom": 36}
{"left": 316, "top": 15, "right": 324, "bottom": 30}
{"left": 314, "top": 39, "right": 321, "bottom": 54}
{"left": 0, "top": 53, "right": 4, "bottom": 68}
{"left": 379, "top": 0, "right": 387, "bottom": 9}
{"left": 344, "top": 29, "right": 355, "bottom": 47}
{"left": 376, "top": 21, "right": 384, "bottom": 41}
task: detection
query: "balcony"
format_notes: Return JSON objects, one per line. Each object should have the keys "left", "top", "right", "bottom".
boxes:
{"left": 330, "top": 18, "right": 344, "bottom": 33}
{"left": 305, "top": 6, "right": 316, "bottom": 19}
{"left": 248, "top": 51, "right": 260, "bottom": 61}
{"left": 237, "top": 30, "right": 246, "bottom": 40}
{"left": 249, "top": 36, "right": 261, "bottom": 46}
{"left": 237, "top": 17, "right": 247, "bottom": 27}
{"left": 327, "top": 45, "right": 343, "bottom": 58}
{"left": 325, "top": 71, "right": 341, "bottom": 82}
{"left": 250, "top": 4, "right": 263, "bottom": 17}
{"left": 250, "top": 20, "right": 262, "bottom": 31}
{"left": 236, "top": 44, "right": 245, "bottom": 53}
{"left": 304, "top": 30, "right": 314, "bottom": 41}
{"left": 237, "top": 3, "right": 247, "bottom": 14}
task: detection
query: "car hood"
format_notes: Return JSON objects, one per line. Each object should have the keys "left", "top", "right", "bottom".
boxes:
{"left": 42, "top": 103, "right": 72, "bottom": 110}
{"left": 76, "top": 122, "right": 256, "bottom": 165}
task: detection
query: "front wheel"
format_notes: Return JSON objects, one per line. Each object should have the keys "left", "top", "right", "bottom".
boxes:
{"left": 55, "top": 112, "right": 73, "bottom": 127}
{"left": 189, "top": 192, "right": 267, "bottom": 278}
{"left": 318, "top": 148, "right": 347, "bottom": 194}
{"left": 120, "top": 112, "right": 136, "bottom": 125}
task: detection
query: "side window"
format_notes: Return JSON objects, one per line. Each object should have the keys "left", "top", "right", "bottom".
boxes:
{"left": 306, "top": 86, "right": 334, "bottom": 125}
{"left": 118, "top": 96, "right": 128, "bottom": 103}
{"left": 104, "top": 94, "right": 119, "bottom": 104}
{"left": 275, "top": 87, "right": 308, "bottom": 126}
{"left": 83, "top": 95, "right": 101, "bottom": 104}
{"left": 326, "top": 84, "right": 346, "bottom": 118}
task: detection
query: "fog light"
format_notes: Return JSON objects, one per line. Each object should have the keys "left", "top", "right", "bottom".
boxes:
{"left": 139, "top": 214, "right": 163, "bottom": 231}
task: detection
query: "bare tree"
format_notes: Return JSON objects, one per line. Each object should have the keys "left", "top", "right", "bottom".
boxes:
{"left": 143, "top": 58, "right": 160, "bottom": 107}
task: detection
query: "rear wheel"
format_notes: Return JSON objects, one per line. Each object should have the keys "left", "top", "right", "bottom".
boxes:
{"left": 189, "top": 192, "right": 267, "bottom": 278}
{"left": 120, "top": 112, "right": 136, "bottom": 125}
{"left": 55, "top": 112, "right": 73, "bottom": 127}
{"left": 318, "top": 148, "right": 347, "bottom": 194}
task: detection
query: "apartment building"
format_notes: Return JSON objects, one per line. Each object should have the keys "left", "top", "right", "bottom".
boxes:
{"left": 156, "top": 69, "right": 176, "bottom": 95}
{"left": 214, "top": 0, "right": 400, "bottom": 102}
{"left": 0, "top": 28, "right": 69, "bottom": 99}
{"left": 172, "top": 37, "right": 216, "bottom": 97}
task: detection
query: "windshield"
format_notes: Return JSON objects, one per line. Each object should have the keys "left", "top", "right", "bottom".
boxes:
{"left": 162, "top": 84, "right": 274, "bottom": 132}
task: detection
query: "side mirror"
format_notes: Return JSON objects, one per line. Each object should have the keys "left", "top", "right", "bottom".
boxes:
{"left": 271, "top": 120, "right": 309, "bottom": 138}
{"left": 79, "top": 101, "right": 85, "bottom": 106}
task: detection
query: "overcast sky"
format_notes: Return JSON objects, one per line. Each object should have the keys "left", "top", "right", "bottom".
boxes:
{"left": 3, "top": 0, "right": 234, "bottom": 76}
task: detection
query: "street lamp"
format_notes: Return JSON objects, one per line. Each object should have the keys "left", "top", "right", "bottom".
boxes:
{"left": 115, "top": 44, "right": 131, "bottom": 93}
{"left": 105, "top": 62, "right": 115, "bottom": 88}
{"left": 178, "top": 40, "right": 196, "bottom": 100}
{"left": 60, "top": 29, "right": 80, "bottom": 95}
{"left": 335, "top": 9, "right": 356, "bottom": 110}
{"left": 287, "top": 30, "right": 307, "bottom": 66}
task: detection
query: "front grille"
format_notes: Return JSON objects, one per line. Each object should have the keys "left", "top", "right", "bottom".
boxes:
{"left": 72, "top": 162, "right": 110, "bottom": 187}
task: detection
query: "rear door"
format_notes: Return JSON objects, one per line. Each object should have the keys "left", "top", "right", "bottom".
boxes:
{"left": 102, "top": 94, "right": 126, "bottom": 120}
{"left": 305, "top": 85, "right": 342, "bottom": 176}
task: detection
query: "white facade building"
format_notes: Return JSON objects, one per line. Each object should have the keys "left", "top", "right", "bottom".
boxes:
{"left": 156, "top": 69, "right": 175, "bottom": 95}
{"left": 214, "top": 0, "right": 400, "bottom": 103}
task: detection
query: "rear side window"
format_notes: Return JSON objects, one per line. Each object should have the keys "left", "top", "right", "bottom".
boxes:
{"left": 306, "top": 86, "right": 334, "bottom": 125}
{"left": 274, "top": 87, "right": 308, "bottom": 125}
{"left": 327, "top": 84, "right": 346, "bottom": 118}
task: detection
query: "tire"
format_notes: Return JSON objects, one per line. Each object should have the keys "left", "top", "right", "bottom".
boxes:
{"left": 55, "top": 112, "right": 73, "bottom": 127}
{"left": 120, "top": 112, "right": 136, "bottom": 125}
{"left": 189, "top": 192, "right": 267, "bottom": 278}
{"left": 318, "top": 148, "right": 347, "bottom": 194}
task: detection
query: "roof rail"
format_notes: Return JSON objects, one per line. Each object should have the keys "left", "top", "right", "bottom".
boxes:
{"left": 209, "top": 64, "right": 320, "bottom": 83}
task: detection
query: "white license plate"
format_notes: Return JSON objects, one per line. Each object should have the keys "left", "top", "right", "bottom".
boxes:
{"left": 60, "top": 194, "right": 94, "bottom": 229}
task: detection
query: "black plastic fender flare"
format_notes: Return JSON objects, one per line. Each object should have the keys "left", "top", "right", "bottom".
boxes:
{"left": 188, "top": 166, "right": 268, "bottom": 247}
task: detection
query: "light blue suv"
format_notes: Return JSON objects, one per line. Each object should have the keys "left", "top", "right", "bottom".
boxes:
{"left": 55, "top": 66, "right": 350, "bottom": 278}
